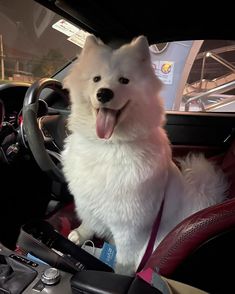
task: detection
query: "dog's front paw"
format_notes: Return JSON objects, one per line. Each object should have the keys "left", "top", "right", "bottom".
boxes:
{"left": 68, "top": 225, "right": 94, "bottom": 245}
{"left": 68, "top": 229, "right": 82, "bottom": 245}
{"left": 68, "top": 228, "right": 88, "bottom": 245}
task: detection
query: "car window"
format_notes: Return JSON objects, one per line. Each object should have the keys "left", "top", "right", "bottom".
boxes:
{"left": 0, "top": 0, "right": 87, "bottom": 85}
{"left": 151, "top": 40, "right": 235, "bottom": 113}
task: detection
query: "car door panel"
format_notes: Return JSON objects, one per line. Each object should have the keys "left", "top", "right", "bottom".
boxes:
{"left": 165, "top": 112, "right": 235, "bottom": 158}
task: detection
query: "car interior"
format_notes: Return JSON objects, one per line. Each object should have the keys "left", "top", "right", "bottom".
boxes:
{"left": 0, "top": 0, "right": 235, "bottom": 293}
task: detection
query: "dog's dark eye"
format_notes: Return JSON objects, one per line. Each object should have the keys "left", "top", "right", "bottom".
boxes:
{"left": 119, "top": 77, "right": 129, "bottom": 84}
{"left": 93, "top": 76, "right": 101, "bottom": 83}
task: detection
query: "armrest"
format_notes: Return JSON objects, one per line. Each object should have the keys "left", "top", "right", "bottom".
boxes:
{"left": 70, "top": 270, "right": 162, "bottom": 294}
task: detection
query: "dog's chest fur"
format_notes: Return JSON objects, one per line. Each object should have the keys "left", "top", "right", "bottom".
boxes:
{"left": 62, "top": 130, "right": 171, "bottom": 228}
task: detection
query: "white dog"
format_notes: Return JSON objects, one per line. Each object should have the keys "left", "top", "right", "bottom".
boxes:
{"left": 61, "top": 35, "right": 227, "bottom": 275}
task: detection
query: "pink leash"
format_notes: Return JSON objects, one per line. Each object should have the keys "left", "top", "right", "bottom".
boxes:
{"left": 136, "top": 199, "right": 165, "bottom": 272}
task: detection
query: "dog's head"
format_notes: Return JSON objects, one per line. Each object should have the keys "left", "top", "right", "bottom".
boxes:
{"left": 64, "top": 35, "right": 164, "bottom": 141}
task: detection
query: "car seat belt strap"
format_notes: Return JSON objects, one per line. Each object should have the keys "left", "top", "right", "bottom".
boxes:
{"left": 137, "top": 198, "right": 164, "bottom": 272}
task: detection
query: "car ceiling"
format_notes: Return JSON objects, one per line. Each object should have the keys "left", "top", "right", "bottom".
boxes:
{"left": 35, "top": 0, "right": 234, "bottom": 45}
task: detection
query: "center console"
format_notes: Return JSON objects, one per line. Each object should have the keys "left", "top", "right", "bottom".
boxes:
{"left": 0, "top": 243, "right": 73, "bottom": 294}
{"left": 0, "top": 220, "right": 164, "bottom": 293}
{"left": 0, "top": 218, "right": 207, "bottom": 294}
{"left": 0, "top": 243, "right": 162, "bottom": 294}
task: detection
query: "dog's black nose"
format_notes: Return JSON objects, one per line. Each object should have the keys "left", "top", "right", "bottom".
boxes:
{"left": 96, "top": 88, "right": 114, "bottom": 103}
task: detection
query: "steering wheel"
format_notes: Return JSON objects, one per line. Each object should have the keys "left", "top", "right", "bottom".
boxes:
{"left": 23, "top": 78, "right": 68, "bottom": 183}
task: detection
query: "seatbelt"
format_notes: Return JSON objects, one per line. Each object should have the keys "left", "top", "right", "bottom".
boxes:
{"left": 137, "top": 198, "right": 164, "bottom": 272}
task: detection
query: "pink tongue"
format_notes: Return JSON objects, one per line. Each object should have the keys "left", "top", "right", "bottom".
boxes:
{"left": 96, "top": 108, "right": 118, "bottom": 139}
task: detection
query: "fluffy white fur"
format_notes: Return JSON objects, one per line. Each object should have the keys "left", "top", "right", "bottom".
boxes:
{"left": 61, "top": 35, "right": 227, "bottom": 275}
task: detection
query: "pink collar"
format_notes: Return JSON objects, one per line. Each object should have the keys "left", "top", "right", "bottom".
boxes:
{"left": 137, "top": 198, "right": 165, "bottom": 272}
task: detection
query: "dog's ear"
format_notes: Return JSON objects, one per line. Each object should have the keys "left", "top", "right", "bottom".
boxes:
{"left": 82, "top": 35, "right": 104, "bottom": 52}
{"left": 131, "top": 35, "right": 150, "bottom": 62}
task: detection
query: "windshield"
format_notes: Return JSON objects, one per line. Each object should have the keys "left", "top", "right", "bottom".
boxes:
{"left": 0, "top": 0, "right": 87, "bottom": 84}
{"left": 1, "top": 1, "right": 235, "bottom": 113}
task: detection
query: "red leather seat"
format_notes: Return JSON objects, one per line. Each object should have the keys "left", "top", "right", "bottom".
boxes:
{"left": 145, "top": 140, "right": 235, "bottom": 293}
{"left": 145, "top": 198, "right": 235, "bottom": 272}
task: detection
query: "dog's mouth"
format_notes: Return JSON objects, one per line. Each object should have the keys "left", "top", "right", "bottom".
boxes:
{"left": 95, "top": 102, "right": 129, "bottom": 139}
